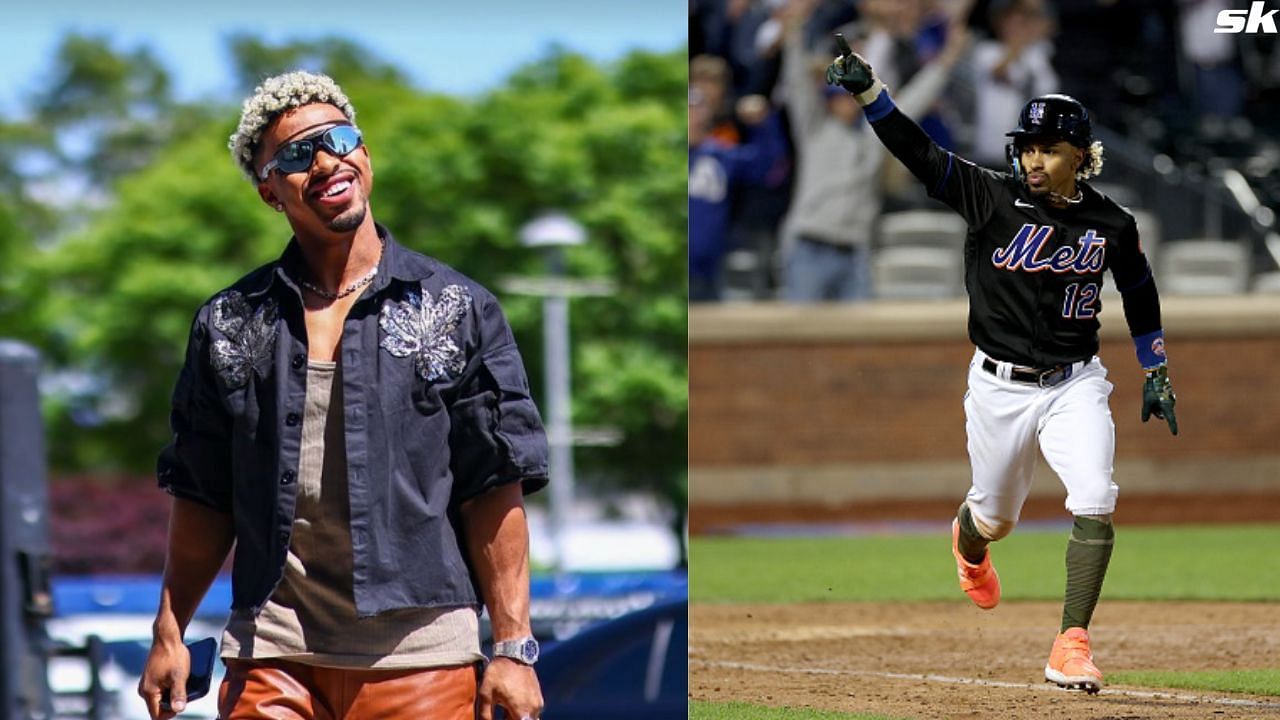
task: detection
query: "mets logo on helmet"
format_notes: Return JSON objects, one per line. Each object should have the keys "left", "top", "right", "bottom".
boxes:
{"left": 1029, "top": 102, "right": 1046, "bottom": 122}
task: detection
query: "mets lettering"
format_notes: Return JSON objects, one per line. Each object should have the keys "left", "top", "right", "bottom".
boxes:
{"left": 992, "top": 225, "right": 1107, "bottom": 274}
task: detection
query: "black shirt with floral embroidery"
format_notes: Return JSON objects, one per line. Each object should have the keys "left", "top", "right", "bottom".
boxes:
{"left": 158, "top": 225, "right": 548, "bottom": 617}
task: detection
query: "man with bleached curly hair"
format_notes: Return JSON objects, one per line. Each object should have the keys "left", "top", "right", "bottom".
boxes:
{"left": 139, "top": 70, "right": 549, "bottom": 720}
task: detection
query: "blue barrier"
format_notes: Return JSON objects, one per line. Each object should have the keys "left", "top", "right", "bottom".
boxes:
{"left": 52, "top": 570, "right": 688, "bottom": 618}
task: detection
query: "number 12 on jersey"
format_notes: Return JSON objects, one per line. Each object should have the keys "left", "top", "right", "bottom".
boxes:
{"left": 1062, "top": 282, "right": 1100, "bottom": 319}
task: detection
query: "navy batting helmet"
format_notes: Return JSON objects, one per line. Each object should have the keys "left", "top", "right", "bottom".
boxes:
{"left": 1006, "top": 94, "right": 1092, "bottom": 147}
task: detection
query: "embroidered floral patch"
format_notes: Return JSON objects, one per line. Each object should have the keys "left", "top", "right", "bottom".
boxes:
{"left": 379, "top": 285, "right": 473, "bottom": 381}
{"left": 209, "top": 291, "right": 279, "bottom": 389}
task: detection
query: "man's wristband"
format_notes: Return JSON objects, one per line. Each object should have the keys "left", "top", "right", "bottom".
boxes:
{"left": 853, "top": 77, "right": 886, "bottom": 106}
{"left": 1133, "top": 329, "right": 1167, "bottom": 370}
{"left": 858, "top": 81, "right": 897, "bottom": 123}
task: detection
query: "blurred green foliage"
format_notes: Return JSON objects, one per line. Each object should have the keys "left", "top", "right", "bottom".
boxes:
{"left": 2, "top": 34, "right": 687, "bottom": 506}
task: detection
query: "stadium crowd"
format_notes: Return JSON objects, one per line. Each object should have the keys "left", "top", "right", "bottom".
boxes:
{"left": 689, "top": 0, "right": 1280, "bottom": 302}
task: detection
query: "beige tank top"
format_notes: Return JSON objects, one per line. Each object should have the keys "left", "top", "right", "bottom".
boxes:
{"left": 220, "top": 360, "right": 484, "bottom": 668}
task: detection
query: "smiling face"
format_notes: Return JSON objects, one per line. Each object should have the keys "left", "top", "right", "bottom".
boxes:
{"left": 255, "top": 102, "right": 373, "bottom": 237}
{"left": 1018, "top": 138, "right": 1083, "bottom": 198}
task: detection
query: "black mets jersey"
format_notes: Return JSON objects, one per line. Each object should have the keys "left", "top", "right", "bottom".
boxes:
{"left": 868, "top": 107, "right": 1161, "bottom": 368}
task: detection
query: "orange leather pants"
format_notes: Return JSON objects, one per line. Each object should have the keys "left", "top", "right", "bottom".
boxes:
{"left": 217, "top": 659, "right": 478, "bottom": 720}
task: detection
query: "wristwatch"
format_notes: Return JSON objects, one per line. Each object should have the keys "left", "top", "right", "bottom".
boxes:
{"left": 492, "top": 636, "right": 540, "bottom": 665}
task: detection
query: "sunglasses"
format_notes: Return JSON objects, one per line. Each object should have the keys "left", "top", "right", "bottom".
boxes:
{"left": 259, "top": 124, "right": 364, "bottom": 181}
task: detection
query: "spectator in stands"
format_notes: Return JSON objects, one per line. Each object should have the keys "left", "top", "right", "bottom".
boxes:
{"left": 1177, "top": 0, "right": 1245, "bottom": 123}
{"left": 754, "top": 0, "right": 804, "bottom": 98}
{"left": 833, "top": 0, "right": 925, "bottom": 92}
{"left": 689, "top": 89, "right": 786, "bottom": 301}
{"left": 696, "top": 0, "right": 795, "bottom": 98}
{"left": 1049, "top": 0, "right": 1137, "bottom": 116}
{"left": 692, "top": 54, "right": 744, "bottom": 145}
{"left": 778, "top": 0, "right": 968, "bottom": 302}
{"left": 827, "top": 0, "right": 971, "bottom": 209}
{"left": 690, "top": 0, "right": 718, "bottom": 58}
{"left": 912, "top": 0, "right": 970, "bottom": 151}
{"left": 969, "top": 0, "right": 1059, "bottom": 169}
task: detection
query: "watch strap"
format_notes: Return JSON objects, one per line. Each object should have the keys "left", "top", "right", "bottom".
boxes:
{"left": 493, "top": 636, "right": 539, "bottom": 665}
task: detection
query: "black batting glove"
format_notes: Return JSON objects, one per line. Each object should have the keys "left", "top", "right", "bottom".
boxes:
{"left": 825, "top": 33, "right": 879, "bottom": 97}
{"left": 1141, "top": 364, "right": 1177, "bottom": 436}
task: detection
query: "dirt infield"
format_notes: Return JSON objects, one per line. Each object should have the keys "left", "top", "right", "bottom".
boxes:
{"left": 691, "top": 601, "right": 1280, "bottom": 719}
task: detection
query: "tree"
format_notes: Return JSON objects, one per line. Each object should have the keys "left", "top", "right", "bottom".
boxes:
{"left": 29, "top": 33, "right": 201, "bottom": 189}
{"left": 30, "top": 40, "right": 688, "bottom": 506}
{"left": 226, "top": 35, "right": 409, "bottom": 95}
{"left": 30, "top": 118, "right": 281, "bottom": 468}
{"left": 0, "top": 119, "right": 61, "bottom": 356}
{"left": 366, "top": 48, "right": 688, "bottom": 493}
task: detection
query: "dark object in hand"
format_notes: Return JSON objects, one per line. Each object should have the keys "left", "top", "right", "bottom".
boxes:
{"left": 160, "top": 638, "right": 217, "bottom": 712}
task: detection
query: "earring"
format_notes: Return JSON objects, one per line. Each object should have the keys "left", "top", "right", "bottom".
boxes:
{"left": 274, "top": 203, "right": 284, "bottom": 211}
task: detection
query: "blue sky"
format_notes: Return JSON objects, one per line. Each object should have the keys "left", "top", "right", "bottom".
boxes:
{"left": 3, "top": 0, "right": 688, "bottom": 117}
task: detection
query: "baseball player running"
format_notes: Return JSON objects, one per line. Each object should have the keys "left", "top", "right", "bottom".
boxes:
{"left": 826, "top": 36, "right": 1178, "bottom": 693}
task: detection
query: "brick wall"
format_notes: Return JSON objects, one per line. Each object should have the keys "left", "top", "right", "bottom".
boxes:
{"left": 689, "top": 296, "right": 1280, "bottom": 504}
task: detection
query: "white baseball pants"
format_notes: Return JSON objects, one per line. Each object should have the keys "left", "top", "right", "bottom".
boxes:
{"left": 963, "top": 348, "right": 1118, "bottom": 534}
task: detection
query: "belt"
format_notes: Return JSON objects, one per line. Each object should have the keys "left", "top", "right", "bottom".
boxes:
{"left": 798, "top": 234, "right": 859, "bottom": 253}
{"left": 981, "top": 358, "right": 1075, "bottom": 388}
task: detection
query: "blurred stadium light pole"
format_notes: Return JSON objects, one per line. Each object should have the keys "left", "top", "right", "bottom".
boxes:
{"left": 509, "top": 214, "right": 618, "bottom": 573}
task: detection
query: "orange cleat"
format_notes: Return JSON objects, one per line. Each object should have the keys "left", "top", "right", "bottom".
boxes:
{"left": 951, "top": 519, "right": 1000, "bottom": 609}
{"left": 1045, "top": 627, "right": 1104, "bottom": 693}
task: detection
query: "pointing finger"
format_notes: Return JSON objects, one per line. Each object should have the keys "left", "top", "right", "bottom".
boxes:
{"left": 834, "top": 32, "right": 853, "bottom": 57}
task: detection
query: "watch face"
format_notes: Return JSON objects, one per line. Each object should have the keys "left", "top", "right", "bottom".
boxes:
{"left": 521, "top": 638, "right": 539, "bottom": 663}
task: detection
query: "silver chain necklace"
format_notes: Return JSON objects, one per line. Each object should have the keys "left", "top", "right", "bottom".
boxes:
{"left": 1048, "top": 189, "right": 1084, "bottom": 206}
{"left": 301, "top": 238, "right": 384, "bottom": 300}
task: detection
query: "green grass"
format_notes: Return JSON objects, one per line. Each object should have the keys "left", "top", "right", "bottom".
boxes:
{"left": 690, "top": 524, "right": 1280, "bottom": 603}
{"left": 1111, "top": 668, "right": 1280, "bottom": 696}
{"left": 690, "top": 701, "right": 907, "bottom": 720}
{"left": 691, "top": 525, "right": 1280, "bottom": 718}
